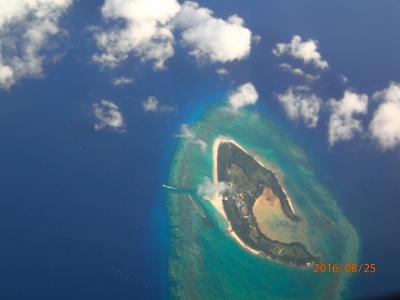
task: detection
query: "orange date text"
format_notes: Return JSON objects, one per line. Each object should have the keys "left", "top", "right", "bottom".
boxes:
{"left": 313, "top": 263, "right": 376, "bottom": 273}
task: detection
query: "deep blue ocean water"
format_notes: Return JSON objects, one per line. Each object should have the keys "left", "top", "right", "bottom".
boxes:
{"left": 0, "top": 0, "right": 399, "bottom": 299}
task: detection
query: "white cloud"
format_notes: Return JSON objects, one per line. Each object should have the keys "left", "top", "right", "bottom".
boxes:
{"left": 328, "top": 91, "right": 368, "bottom": 146}
{"left": 369, "top": 82, "right": 400, "bottom": 150}
{"left": 339, "top": 75, "right": 349, "bottom": 84}
{"left": 273, "top": 35, "right": 329, "bottom": 70}
{"left": 175, "top": 124, "right": 207, "bottom": 151}
{"left": 0, "top": 0, "right": 73, "bottom": 89}
{"left": 216, "top": 68, "right": 228, "bottom": 76}
{"left": 228, "top": 82, "right": 259, "bottom": 112}
{"left": 143, "top": 96, "right": 159, "bottom": 112}
{"left": 93, "top": 99, "right": 125, "bottom": 131}
{"left": 279, "top": 63, "right": 320, "bottom": 81}
{"left": 93, "top": 0, "right": 253, "bottom": 68}
{"left": 113, "top": 76, "right": 134, "bottom": 86}
{"left": 173, "top": 2, "right": 252, "bottom": 63}
{"left": 142, "top": 95, "right": 176, "bottom": 113}
{"left": 197, "top": 177, "right": 231, "bottom": 201}
{"left": 252, "top": 34, "right": 262, "bottom": 45}
{"left": 92, "top": 0, "right": 181, "bottom": 69}
{"left": 277, "top": 86, "right": 321, "bottom": 128}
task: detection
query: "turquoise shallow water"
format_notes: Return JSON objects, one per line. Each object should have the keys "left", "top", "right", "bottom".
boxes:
{"left": 167, "top": 105, "right": 359, "bottom": 300}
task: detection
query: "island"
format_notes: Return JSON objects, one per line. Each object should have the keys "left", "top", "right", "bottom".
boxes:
{"left": 212, "top": 137, "right": 319, "bottom": 267}
{"left": 168, "top": 106, "right": 359, "bottom": 299}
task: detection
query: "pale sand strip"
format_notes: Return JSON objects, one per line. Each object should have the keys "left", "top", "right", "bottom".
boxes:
{"left": 212, "top": 137, "right": 262, "bottom": 256}
{"left": 211, "top": 136, "right": 296, "bottom": 257}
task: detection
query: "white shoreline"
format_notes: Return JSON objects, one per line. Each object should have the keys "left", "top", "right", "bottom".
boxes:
{"left": 211, "top": 136, "right": 296, "bottom": 257}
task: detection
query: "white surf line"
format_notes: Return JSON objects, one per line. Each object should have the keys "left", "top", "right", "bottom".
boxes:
{"left": 162, "top": 184, "right": 180, "bottom": 191}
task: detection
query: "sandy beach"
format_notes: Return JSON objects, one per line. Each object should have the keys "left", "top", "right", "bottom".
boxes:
{"left": 212, "top": 137, "right": 263, "bottom": 256}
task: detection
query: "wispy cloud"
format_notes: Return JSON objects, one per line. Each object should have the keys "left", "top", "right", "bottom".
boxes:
{"left": 93, "top": 99, "right": 125, "bottom": 131}
{"left": 279, "top": 63, "right": 320, "bottom": 81}
{"left": 277, "top": 86, "right": 322, "bottom": 128}
{"left": 252, "top": 34, "right": 262, "bottom": 45}
{"left": 328, "top": 91, "right": 368, "bottom": 146}
{"left": 197, "top": 177, "right": 231, "bottom": 201}
{"left": 113, "top": 76, "right": 134, "bottom": 86}
{"left": 142, "top": 96, "right": 176, "bottom": 113}
{"left": 339, "top": 75, "right": 349, "bottom": 84}
{"left": 143, "top": 96, "right": 159, "bottom": 112}
{"left": 0, "top": 0, "right": 73, "bottom": 88}
{"left": 175, "top": 124, "right": 207, "bottom": 151}
{"left": 273, "top": 35, "right": 329, "bottom": 70}
{"left": 216, "top": 68, "right": 229, "bottom": 76}
{"left": 92, "top": 0, "right": 180, "bottom": 69}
